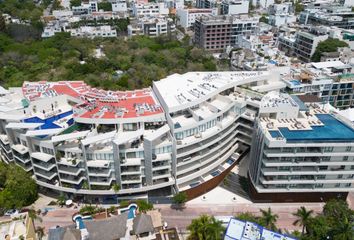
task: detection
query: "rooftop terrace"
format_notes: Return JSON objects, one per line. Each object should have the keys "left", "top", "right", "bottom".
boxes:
{"left": 22, "top": 81, "right": 163, "bottom": 120}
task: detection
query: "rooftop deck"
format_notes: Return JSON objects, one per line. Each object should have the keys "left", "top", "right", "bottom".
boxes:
{"left": 22, "top": 81, "right": 163, "bottom": 120}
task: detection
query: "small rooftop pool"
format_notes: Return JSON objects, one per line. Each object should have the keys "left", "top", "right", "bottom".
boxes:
{"left": 289, "top": 80, "right": 301, "bottom": 86}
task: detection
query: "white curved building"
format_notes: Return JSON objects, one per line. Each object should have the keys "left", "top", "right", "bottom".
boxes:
{"left": 0, "top": 72, "right": 284, "bottom": 201}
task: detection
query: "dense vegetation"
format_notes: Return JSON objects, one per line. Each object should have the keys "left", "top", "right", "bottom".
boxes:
{"left": 312, "top": 38, "right": 349, "bottom": 62}
{"left": 0, "top": 162, "right": 38, "bottom": 211}
{"left": 0, "top": 0, "right": 50, "bottom": 23}
{"left": 187, "top": 214, "right": 225, "bottom": 240}
{"left": 0, "top": 31, "right": 216, "bottom": 90}
{"left": 235, "top": 199, "right": 354, "bottom": 240}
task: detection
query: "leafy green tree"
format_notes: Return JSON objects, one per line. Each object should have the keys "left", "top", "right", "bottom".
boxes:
{"left": 172, "top": 192, "right": 188, "bottom": 206}
{"left": 236, "top": 212, "right": 261, "bottom": 224}
{"left": 259, "top": 15, "right": 268, "bottom": 24}
{"left": 0, "top": 164, "right": 37, "bottom": 209}
{"left": 311, "top": 39, "right": 348, "bottom": 62}
{"left": 293, "top": 206, "right": 313, "bottom": 235}
{"left": 187, "top": 215, "right": 224, "bottom": 240}
{"left": 98, "top": 2, "right": 112, "bottom": 11}
{"left": 0, "top": 15, "right": 6, "bottom": 33}
{"left": 70, "top": 0, "right": 81, "bottom": 7}
{"left": 259, "top": 208, "right": 278, "bottom": 231}
{"left": 112, "top": 183, "right": 120, "bottom": 193}
{"left": 57, "top": 194, "right": 65, "bottom": 207}
{"left": 136, "top": 199, "right": 153, "bottom": 213}
{"left": 294, "top": 0, "right": 304, "bottom": 14}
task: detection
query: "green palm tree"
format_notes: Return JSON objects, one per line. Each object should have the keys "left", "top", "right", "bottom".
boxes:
{"left": 259, "top": 208, "right": 278, "bottom": 231}
{"left": 293, "top": 206, "right": 314, "bottom": 235}
{"left": 187, "top": 215, "right": 224, "bottom": 240}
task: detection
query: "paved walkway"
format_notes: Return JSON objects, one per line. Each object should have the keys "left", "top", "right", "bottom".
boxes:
{"left": 157, "top": 202, "right": 325, "bottom": 232}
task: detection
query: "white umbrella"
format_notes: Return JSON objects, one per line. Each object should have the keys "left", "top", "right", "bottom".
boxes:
{"left": 65, "top": 200, "right": 73, "bottom": 206}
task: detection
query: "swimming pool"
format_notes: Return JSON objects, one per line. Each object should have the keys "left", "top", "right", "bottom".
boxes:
{"left": 289, "top": 80, "right": 301, "bottom": 86}
{"left": 278, "top": 114, "right": 354, "bottom": 143}
{"left": 73, "top": 216, "right": 86, "bottom": 230}
{"left": 120, "top": 204, "right": 137, "bottom": 219}
{"left": 269, "top": 130, "right": 283, "bottom": 139}
{"left": 24, "top": 110, "right": 73, "bottom": 129}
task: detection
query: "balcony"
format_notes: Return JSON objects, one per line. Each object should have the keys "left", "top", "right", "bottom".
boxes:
{"left": 90, "top": 177, "right": 114, "bottom": 186}
{"left": 58, "top": 166, "right": 85, "bottom": 175}
{"left": 60, "top": 175, "right": 86, "bottom": 185}
{"left": 87, "top": 160, "right": 110, "bottom": 168}
{"left": 32, "top": 161, "right": 56, "bottom": 171}
{"left": 31, "top": 152, "right": 54, "bottom": 162}
{"left": 11, "top": 144, "right": 29, "bottom": 155}
{"left": 88, "top": 168, "right": 114, "bottom": 177}
{"left": 34, "top": 169, "right": 57, "bottom": 180}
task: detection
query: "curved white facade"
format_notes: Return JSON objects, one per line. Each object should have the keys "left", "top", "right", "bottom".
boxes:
{"left": 0, "top": 72, "right": 283, "bottom": 198}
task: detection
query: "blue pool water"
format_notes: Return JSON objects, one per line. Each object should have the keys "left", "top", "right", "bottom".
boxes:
{"left": 269, "top": 130, "right": 283, "bottom": 138}
{"left": 121, "top": 205, "right": 137, "bottom": 219}
{"left": 128, "top": 206, "right": 137, "bottom": 219}
{"left": 290, "top": 80, "right": 301, "bottom": 86}
{"left": 277, "top": 114, "right": 354, "bottom": 143}
{"left": 24, "top": 110, "right": 73, "bottom": 130}
{"left": 211, "top": 170, "right": 220, "bottom": 177}
{"left": 74, "top": 216, "right": 86, "bottom": 230}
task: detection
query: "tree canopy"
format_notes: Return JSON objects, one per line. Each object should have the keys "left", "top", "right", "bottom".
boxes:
{"left": 0, "top": 32, "right": 216, "bottom": 90}
{"left": 0, "top": 162, "right": 38, "bottom": 210}
{"left": 311, "top": 38, "right": 349, "bottom": 62}
{"left": 187, "top": 214, "right": 225, "bottom": 240}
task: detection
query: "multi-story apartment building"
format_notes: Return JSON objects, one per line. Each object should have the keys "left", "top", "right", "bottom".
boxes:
{"left": 128, "top": 17, "right": 176, "bottom": 37}
{"left": 299, "top": 6, "right": 354, "bottom": 29}
{"left": 282, "top": 61, "right": 354, "bottom": 109}
{"left": 220, "top": 0, "right": 249, "bottom": 15}
{"left": 132, "top": 2, "right": 169, "bottom": 17}
{"left": 194, "top": 15, "right": 259, "bottom": 52}
{"left": 176, "top": 8, "right": 218, "bottom": 29}
{"left": 68, "top": 26, "right": 117, "bottom": 38}
{"left": 111, "top": 0, "right": 128, "bottom": 13}
{"left": 196, "top": 0, "right": 218, "bottom": 9}
{"left": 249, "top": 91, "right": 354, "bottom": 201}
{"left": 72, "top": 0, "right": 98, "bottom": 15}
{"left": 268, "top": 3, "right": 297, "bottom": 27}
{"left": 0, "top": 72, "right": 285, "bottom": 202}
{"left": 294, "top": 30, "right": 328, "bottom": 62}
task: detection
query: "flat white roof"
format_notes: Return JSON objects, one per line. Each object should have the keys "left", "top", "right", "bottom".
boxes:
{"left": 311, "top": 61, "right": 345, "bottom": 69}
{"left": 51, "top": 130, "right": 90, "bottom": 143}
{"left": 154, "top": 71, "right": 269, "bottom": 112}
{"left": 6, "top": 122, "right": 43, "bottom": 129}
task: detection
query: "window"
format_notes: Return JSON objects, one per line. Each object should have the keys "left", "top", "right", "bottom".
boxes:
{"left": 343, "top": 156, "right": 348, "bottom": 161}
{"left": 34, "top": 145, "right": 40, "bottom": 152}
{"left": 346, "top": 146, "right": 351, "bottom": 152}
{"left": 338, "top": 174, "right": 343, "bottom": 179}
{"left": 335, "top": 183, "right": 340, "bottom": 187}
{"left": 345, "top": 183, "right": 351, "bottom": 187}
{"left": 324, "top": 147, "right": 333, "bottom": 152}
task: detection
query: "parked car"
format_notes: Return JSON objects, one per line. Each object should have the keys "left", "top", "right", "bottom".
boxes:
{"left": 4, "top": 209, "right": 19, "bottom": 216}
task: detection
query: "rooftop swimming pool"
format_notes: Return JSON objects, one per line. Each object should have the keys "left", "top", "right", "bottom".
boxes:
{"left": 269, "top": 114, "right": 354, "bottom": 143}
{"left": 24, "top": 110, "right": 73, "bottom": 130}
{"left": 289, "top": 80, "right": 301, "bottom": 86}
